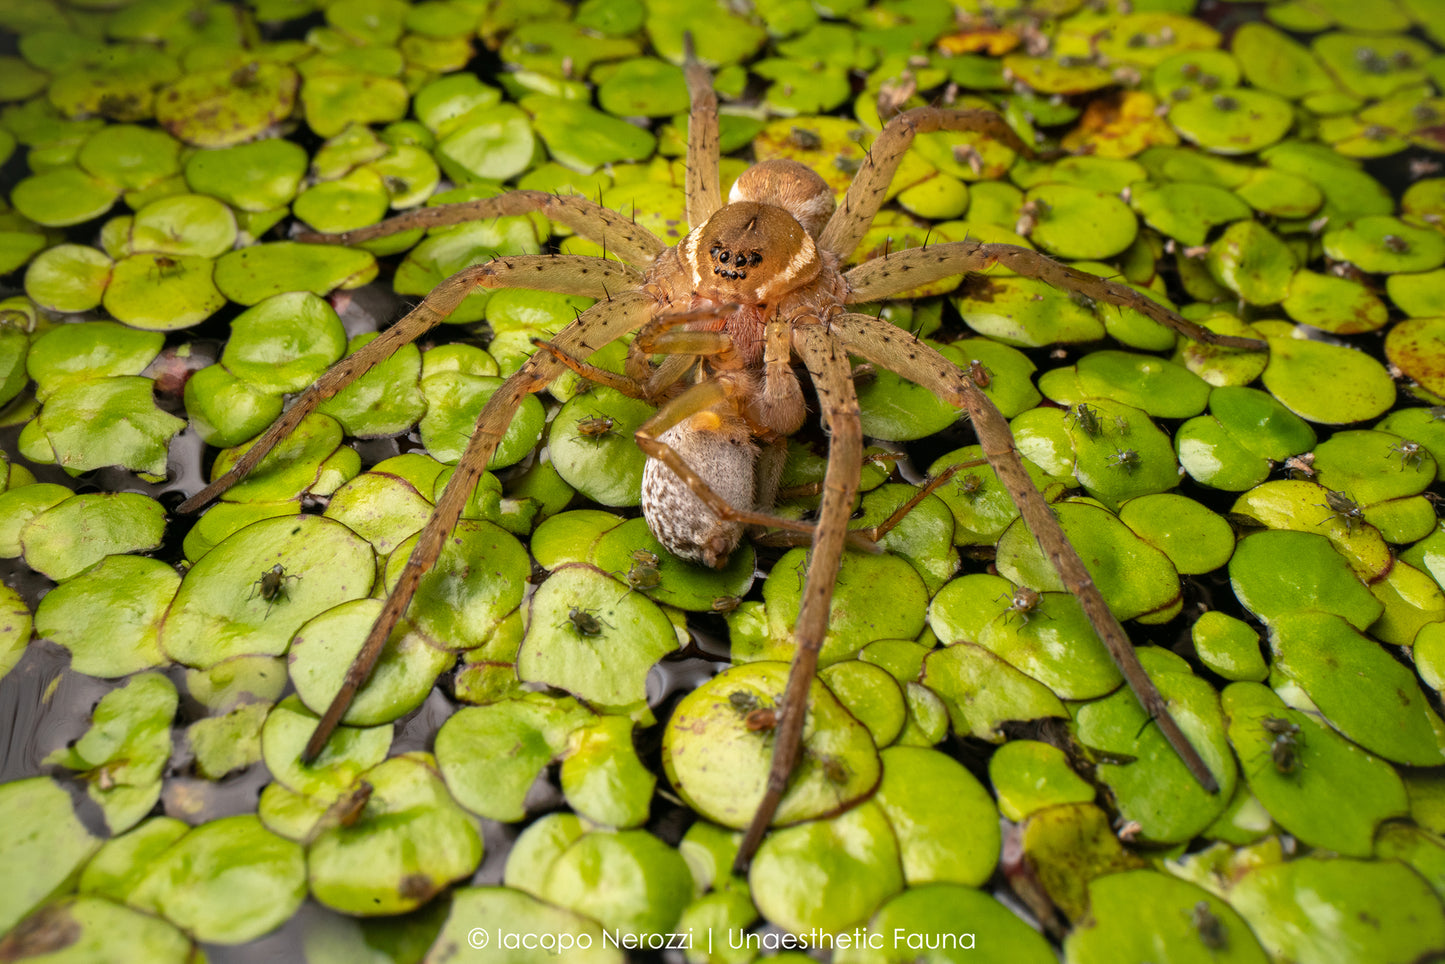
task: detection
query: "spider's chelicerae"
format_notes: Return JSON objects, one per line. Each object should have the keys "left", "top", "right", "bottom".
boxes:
{"left": 180, "top": 49, "right": 1261, "bottom": 868}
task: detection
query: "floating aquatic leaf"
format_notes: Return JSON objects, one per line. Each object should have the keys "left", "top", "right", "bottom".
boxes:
{"left": 45, "top": 672, "right": 177, "bottom": 834}
{"left": 183, "top": 138, "right": 309, "bottom": 211}
{"left": 1223, "top": 682, "right": 1407, "bottom": 857}
{"left": 560, "top": 714, "right": 657, "bottom": 828}
{"left": 539, "top": 828, "right": 692, "bottom": 937}
{"left": 663, "top": 661, "right": 881, "bottom": 828}
{"left": 429, "top": 887, "right": 623, "bottom": 964}
{"left": 308, "top": 752, "right": 483, "bottom": 916}
{"left": 161, "top": 514, "right": 374, "bottom": 668}
{"left": 1073, "top": 650, "right": 1237, "bottom": 842}
{"left": 750, "top": 801, "right": 903, "bottom": 936}
{"left": 290, "top": 598, "right": 455, "bottom": 726}
{"left": 519, "top": 564, "right": 678, "bottom": 713}
{"left": 1226, "top": 856, "right": 1445, "bottom": 963}
{"left": 0, "top": 777, "right": 103, "bottom": 934}
{"left": 989, "top": 740, "right": 1095, "bottom": 821}
{"left": 435, "top": 692, "right": 592, "bottom": 822}
{"left": 213, "top": 242, "right": 377, "bottom": 305}
{"left": 1269, "top": 611, "right": 1445, "bottom": 766}
{"left": 23, "top": 243, "right": 112, "bottom": 313}
{"left": 1065, "top": 869, "right": 1267, "bottom": 964}
{"left": 35, "top": 554, "right": 176, "bottom": 678}
{"left": 21, "top": 492, "right": 165, "bottom": 581}
{"left": 156, "top": 62, "right": 299, "bottom": 148}
{"left": 836, "top": 884, "right": 1056, "bottom": 964}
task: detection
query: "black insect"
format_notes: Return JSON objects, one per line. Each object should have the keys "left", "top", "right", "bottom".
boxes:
{"left": 1317, "top": 489, "right": 1365, "bottom": 532}
{"left": 249, "top": 564, "right": 299, "bottom": 615}
{"left": 561, "top": 606, "right": 609, "bottom": 636}
{"left": 1107, "top": 447, "right": 1141, "bottom": 473}
{"left": 1191, "top": 900, "right": 1227, "bottom": 950}
{"left": 1065, "top": 402, "right": 1103, "bottom": 437}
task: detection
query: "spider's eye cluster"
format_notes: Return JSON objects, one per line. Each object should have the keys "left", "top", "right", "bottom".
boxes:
{"left": 710, "top": 245, "right": 764, "bottom": 280}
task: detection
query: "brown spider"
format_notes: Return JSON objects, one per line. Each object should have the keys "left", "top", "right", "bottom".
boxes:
{"left": 179, "top": 46, "right": 1258, "bottom": 869}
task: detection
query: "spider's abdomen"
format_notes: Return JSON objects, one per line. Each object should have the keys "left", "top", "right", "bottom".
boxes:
{"left": 641, "top": 412, "right": 759, "bottom": 568}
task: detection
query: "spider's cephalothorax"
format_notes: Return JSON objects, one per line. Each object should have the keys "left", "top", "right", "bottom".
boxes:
{"left": 185, "top": 46, "right": 1263, "bottom": 870}
{"left": 638, "top": 161, "right": 840, "bottom": 566}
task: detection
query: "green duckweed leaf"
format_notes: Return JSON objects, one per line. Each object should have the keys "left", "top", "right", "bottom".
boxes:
{"left": 0, "top": 777, "right": 103, "bottom": 934}
{"left": 1073, "top": 651, "right": 1237, "bottom": 842}
{"left": 1192, "top": 610, "right": 1267, "bottom": 682}
{"left": 289, "top": 598, "right": 455, "bottom": 726}
{"left": 25, "top": 322, "right": 163, "bottom": 402}
{"left": 1168, "top": 89, "right": 1295, "bottom": 154}
{"left": 103, "top": 252, "right": 226, "bottom": 330}
{"left": 430, "top": 887, "right": 623, "bottom": 964}
{"left": 261, "top": 695, "right": 392, "bottom": 801}
{"left": 220, "top": 291, "right": 347, "bottom": 394}
{"left": 11, "top": 166, "right": 120, "bottom": 227}
{"left": 156, "top": 62, "right": 299, "bottom": 148}
{"left": 518, "top": 564, "right": 677, "bottom": 713}
{"left": 997, "top": 500, "right": 1180, "bottom": 621}
{"left": 1261, "top": 329, "right": 1396, "bottom": 424}
{"left": 183, "top": 138, "right": 309, "bottom": 212}
{"left": 1226, "top": 856, "right": 1445, "bottom": 964}
{"left": 663, "top": 661, "right": 881, "bottom": 828}
{"left": 750, "top": 802, "right": 903, "bottom": 936}
{"left": 989, "top": 740, "right": 1095, "bottom": 821}
{"left": 1269, "top": 610, "right": 1445, "bottom": 766}
{"left": 559, "top": 714, "right": 656, "bottom": 828}
{"left": 539, "top": 828, "right": 692, "bottom": 937}
{"left": 46, "top": 672, "right": 176, "bottom": 834}
{"left": 836, "top": 884, "right": 1056, "bottom": 964}
{"left": 308, "top": 752, "right": 483, "bottom": 916}
{"left": 23, "top": 243, "right": 112, "bottom": 313}
{"left": 35, "top": 554, "right": 176, "bottom": 677}
{"left": 436, "top": 693, "right": 592, "bottom": 823}
{"left": 160, "top": 514, "right": 374, "bottom": 669}
{"left": 213, "top": 242, "right": 377, "bottom": 305}
{"left": 182, "top": 364, "right": 284, "bottom": 448}
{"left": 921, "top": 642, "right": 1068, "bottom": 741}
{"left": 874, "top": 745, "right": 999, "bottom": 886}
{"left": 1065, "top": 869, "right": 1267, "bottom": 964}
{"left": 1223, "top": 682, "right": 1407, "bottom": 857}
{"left": 21, "top": 492, "right": 165, "bottom": 581}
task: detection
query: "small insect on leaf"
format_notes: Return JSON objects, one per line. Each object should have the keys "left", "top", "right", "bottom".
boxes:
{"left": 575, "top": 414, "right": 616, "bottom": 442}
{"left": 1065, "top": 403, "right": 1104, "bottom": 438}
{"left": 1263, "top": 716, "right": 1303, "bottom": 775}
{"left": 1191, "top": 901, "right": 1227, "bottom": 950}
{"left": 999, "top": 586, "right": 1045, "bottom": 624}
{"left": 745, "top": 708, "right": 778, "bottom": 732}
{"left": 955, "top": 473, "right": 985, "bottom": 500}
{"left": 1317, "top": 489, "right": 1365, "bottom": 532}
{"left": 728, "top": 690, "right": 760, "bottom": 713}
{"left": 249, "top": 564, "right": 299, "bottom": 617}
{"left": 711, "top": 595, "right": 741, "bottom": 613}
{"left": 561, "top": 606, "right": 610, "bottom": 636}
{"left": 1106, "top": 447, "right": 1141, "bottom": 473}
{"left": 1388, "top": 439, "right": 1425, "bottom": 470}
{"left": 968, "top": 359, "right": 991, "bottom": 387}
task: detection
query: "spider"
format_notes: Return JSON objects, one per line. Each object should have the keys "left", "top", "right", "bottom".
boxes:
{"left": 179, "top": 45, "right": 1259, "bottom": 869}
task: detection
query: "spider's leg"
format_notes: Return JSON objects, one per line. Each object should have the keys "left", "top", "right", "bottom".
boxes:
{"left": 682, "top": 34, "right": 722, "bottom": 229}
{"left": 828, "top": 311, "right": 1222, "bottom": 794}
{"left": 299, "top": 192, "right": 667, "bottom": 267}
{"left": 818, "top": 107, "right": 1034, "bottom": 260}
{"left": 303, "top": 290, "right": 658, "bottom": 760}
{"left": 843, "top": 241, "right": 1266, "bottom": 351}
{"left": 734, "top": 322, "right": 863, "bottom": 871}
{"left": 178, "top": 256, "right": 641, "bottom": 513}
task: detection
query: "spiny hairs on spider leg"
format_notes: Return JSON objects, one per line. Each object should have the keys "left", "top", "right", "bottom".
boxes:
{"left": 179, "top": 40, "right": 1258, "bottom": 870}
